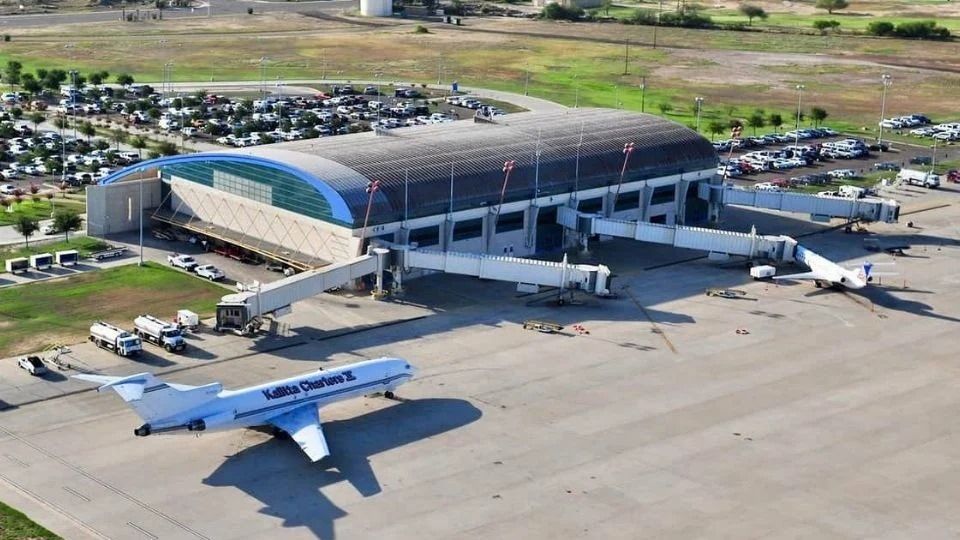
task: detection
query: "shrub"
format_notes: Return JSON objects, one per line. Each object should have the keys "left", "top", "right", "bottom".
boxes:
{"left": 659, "top": 10, "right": 713, "bottom": 28}
{"left": 894, "top": 20, "right": 950, "bottom": 39}
{"left": 247, "top": 6, "right": 253, "bottom": 14}
{"left": 541, "top": 3, "right": 584, "bottom": 21}
{"left": 866, "top": 21, "right": 895, "bottom": 36}
{"left": 413, "top": 24, "right": 430, "bottom": 33}
{"left": 812, "top": 19, "right": 840, "bottom": 33}
{"left": 622, "top": 8, "right": 656, "bottom": 25}
{"left": 2, "top": 35, "right": 9, "bottom": 42}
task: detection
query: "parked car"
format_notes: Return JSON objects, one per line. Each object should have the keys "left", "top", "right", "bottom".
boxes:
{"left": 0, "top": 183, "right": 16, "bottom": 195}
{"left": 18, "top": 356, "right": 48, "bottom": 376}
{"left": 167, "top": 253, "right": 199, "bottom": 271}
{"left": 874, "top": 162, "right": 900, "bottom": 171}
{"left": 195, "top": 264, "right": 225, "bottom": 281}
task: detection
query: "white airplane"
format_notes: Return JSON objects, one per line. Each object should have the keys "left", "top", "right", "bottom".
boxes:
{"left": 773, "top": 244, "right": 894, "bottom": 289}
{"left": 74, "top": 357, "right": 415, "bottom": 462}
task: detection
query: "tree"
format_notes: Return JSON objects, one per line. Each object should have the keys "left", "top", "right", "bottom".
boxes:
{"left": 94, "top": 139, "right": 110, "bottom": 151}
{"left": 738, "top": 4, "right": 767, "bottom": 25}
{"left": 768, "top": 112, "right": 783, "bottom": 132}
{"left": 601, "top": 0, "right": 613, "bottom": 16}
{"left": 815, "top": 0, "right": 848, "bottom": 14}
{"left": 52, "top": 210, "right": 83, "bottom": 242}
{"left": 9, "top": 107, "right": 22, "bottom": 120}
{"left": 156, "top": 141, "right": 179, "bottom": 156}
{"left": 707, "top": 120, "right": 725, "bottom": 141}
{"left": 28, "top": 111, "right": 44, "bottom": 132}
{"left": 4, "top": 60, "right": 22, "bottom": 90}
{"left": 116, "top": 73, "right": 135, "bottom": 86}
{"left": 110, "top": 127, "right": 128, "bottom": 150}
{"left": 80, "top": 121, "right": 96, "bottom": 141}
{"left": 657, "top": 102, "right": 673, "bottom": 115}
{"left": 42, "top": 69, "right": 67, "bottom": 93}
{"left": 748, "top": 111, "right": 766, "bottom": 135}
{"left": 810, "top": 106, "right": 828, "bottom": 127}
{"left": 54, "top": 115, "right": 69, "bottom": 134}
{"left": 813, "top": 19, "right": 840, "bottom": 33}
{"left": 130, "top": 135, "right": 148, "bottom": 159}
{"left": 20, "top": 73, "right": 41, "bottom": 97}
{"left": 12, "top": 215, "right": 39, "bottom": 248}
{"left": 88, "top": 70, "right": 109, "bottom": 86}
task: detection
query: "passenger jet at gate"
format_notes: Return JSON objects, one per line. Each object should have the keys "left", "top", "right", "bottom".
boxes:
{"left": 773, "top": 245, "right": 894, "bottom": 290}
{"left": 74, "top": 358, "right": 415, "bottom": 462}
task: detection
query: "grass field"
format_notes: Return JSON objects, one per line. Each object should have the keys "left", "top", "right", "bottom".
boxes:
{"left": 0, "top": 262, "right": 223, "bottom": 357}
{"left": 0, "top": 11, "right": 954, "bottom": 143}
{"left": 0, "top": 500, "right": 59, "bottom": 540}
{"left": 0, "top": 236, "right": 105, "bottom": 267}
{"left": 0, "top": 199, "right": 85, "bottom": 226}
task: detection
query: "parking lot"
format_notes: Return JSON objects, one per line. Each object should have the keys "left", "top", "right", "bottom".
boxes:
{"left": 717, "top": 122, "right": 955, "bottom": 193}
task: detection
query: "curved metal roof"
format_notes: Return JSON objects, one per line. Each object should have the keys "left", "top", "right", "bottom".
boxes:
{"left": 104, "top": 108, "right": 717, "bottom": 228}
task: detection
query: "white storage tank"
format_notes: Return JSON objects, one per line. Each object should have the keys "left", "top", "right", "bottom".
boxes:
{"left": 360, "top": 0, "right": 392, "bottom": 17}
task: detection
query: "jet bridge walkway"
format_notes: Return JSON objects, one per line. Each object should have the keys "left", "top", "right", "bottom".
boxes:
{"left": 699, "top": 183, "right": 900, "bottom": 224}
{"left": 557, "top": 207, "right": 798, "bottom": 262}
{"left": 215, "top": 245, "right": 612, "bottom": 335}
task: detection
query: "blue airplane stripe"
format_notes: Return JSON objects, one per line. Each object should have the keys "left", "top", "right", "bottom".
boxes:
{"left": 234, "top": 373, "right": 412, "bottom": 421}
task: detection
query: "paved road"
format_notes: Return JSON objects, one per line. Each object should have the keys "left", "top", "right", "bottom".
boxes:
{"left": 0, "top": 0, "right": 354, "bottom": 29}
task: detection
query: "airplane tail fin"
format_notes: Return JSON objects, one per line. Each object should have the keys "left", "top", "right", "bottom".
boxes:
{"left": 74, "top": 372, "right": 222, "bottom": 424}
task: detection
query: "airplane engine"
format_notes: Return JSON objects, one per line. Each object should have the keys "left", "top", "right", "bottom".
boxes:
{"left": 839, "top": 277, "right": 846, "bottom": 283}
{"left": 188, "top": 411, "right": 234, "bottom": 432}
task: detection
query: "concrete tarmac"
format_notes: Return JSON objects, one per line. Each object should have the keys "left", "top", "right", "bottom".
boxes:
{"left": 0, "top": 191, "right": 959, "bottom": 539}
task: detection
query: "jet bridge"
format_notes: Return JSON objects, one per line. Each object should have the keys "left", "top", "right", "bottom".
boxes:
{"left": 700, "top": 183, "right": 900, "bottom": 224}
{"left": 215, "top": 245, "right": 612, "bottom": 335}
{"left": 558, "top": 207, "right": 797, "bottom": 262}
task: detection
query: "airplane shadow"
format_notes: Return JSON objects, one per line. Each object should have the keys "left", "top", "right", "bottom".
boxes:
{"left": 203, "top": 398, "right": 482, "bottom": 540}
{"left": 855, "top": 287, "right": 960, "bottom": 323}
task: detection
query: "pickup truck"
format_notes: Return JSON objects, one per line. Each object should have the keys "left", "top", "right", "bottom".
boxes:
{"left": 195, "top": 264, "right": 225, "bottom": 281}
{"left": 167, "top": 253, "right": 199, "bottom": 271}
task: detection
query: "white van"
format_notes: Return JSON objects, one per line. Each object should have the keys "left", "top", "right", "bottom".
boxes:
{"left": 897, "top": 168, "right": 940, "bottom": 188}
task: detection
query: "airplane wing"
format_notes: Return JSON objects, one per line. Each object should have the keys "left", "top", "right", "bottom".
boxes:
{"left": 772, "top": 271, "right": 824, "bottom": 281}
{"left": 267, "top": 405, "right": 330, "bottom": 462}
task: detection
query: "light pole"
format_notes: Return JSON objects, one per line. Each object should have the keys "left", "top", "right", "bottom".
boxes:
{"left": 878, "top": 73, "right": 892, "bottom": 149}
{"left": 258, "top": 56, "right": 268, "bottom": 97}
{"left": 374, "top": 71, "right": 383, "bottom": 124}
{"left": 361, "top": 180, "right": 380, "bottom": 248}
{"left": 640, "top": 77, "right": 646, "bottom": 113}
{"left": 573, "top": 74, "right": 579, "bottom": 108}
{"left": 495, "top": 160, "right": 515, "bottom": 231}
{"left": 524, "top": 64, "right": 530, "bottom": 97}
{"left": 138, "top": 167, "right": 144, "bottom": 266}
{"left": 613, "top": 142, "right": 635, "bottom": 211}
{"left": 794, "top": 83, "right": 805, "bottom": 148}
{"left": 694, "top": 97, "right": 704, "bottom": 133}
{"left": 437, "top": 53, "right": 443, "bottom": 85}
{"left": 69, "top": 70, "right": 78, "bottom": 139}
{"left": 321, "top": 49, "right": 326, "bottom": 80}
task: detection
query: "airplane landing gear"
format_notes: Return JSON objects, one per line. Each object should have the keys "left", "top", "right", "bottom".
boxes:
{"left": 383, "top": 391, "right": 396, "bottom": 400}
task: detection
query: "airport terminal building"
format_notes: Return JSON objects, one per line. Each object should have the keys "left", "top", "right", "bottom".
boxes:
{"left": 89, "top": 108, "right": 718, "bottom": 269}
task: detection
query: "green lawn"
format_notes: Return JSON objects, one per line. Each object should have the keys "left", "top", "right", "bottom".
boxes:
{"left": 0, "top": 199, "right": 86, "bottom": 226}
{"left": 0, "top": 262, "right": 224, "bottom": 357}
{"left": 0, "top": 500, "right": 59, "bottom": 540}
{"left": 0, "top": 236, "right": 106, "bottom": 267}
